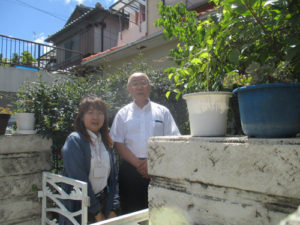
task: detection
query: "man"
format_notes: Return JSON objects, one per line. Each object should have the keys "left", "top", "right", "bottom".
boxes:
{"left": 110, "top": 72, "right": 180, "bottom": 214}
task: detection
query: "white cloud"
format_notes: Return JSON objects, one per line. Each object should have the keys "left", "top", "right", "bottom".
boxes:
{"left": 34, "top": 33, "right": 49, "bottom": 45}
{"left": 64, "top": 0, "right": 90, "bottom": 4}
{"left": 64, "top": 0, "right": 117, "bottom": 7}
{"left": 74, "top": 0, "right": 84, "bottom": 4}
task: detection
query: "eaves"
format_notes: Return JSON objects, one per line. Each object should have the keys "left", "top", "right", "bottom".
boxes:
{"left": 82, "top": 30, "right": 175, "bottom": 66}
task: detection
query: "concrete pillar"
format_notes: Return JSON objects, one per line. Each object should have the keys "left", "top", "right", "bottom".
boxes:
{"left": 148, "top": 136, "right": 300, "bottom": 225}
{"left": 0, "top": 134, "right": 52, "bottom": 225}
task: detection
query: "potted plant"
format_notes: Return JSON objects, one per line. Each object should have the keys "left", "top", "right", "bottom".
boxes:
{"left": 155, "top": 2, "right": 233, "bottom": 136}
{"left": 0, "top": 107, "right": 12, "bottom": 135}
{"left": 14, "top": 99, "right": 36, "bottom": 134}
{"left": 217, "top": 0, "right": 300, "bottom": 138}
{"left": 157, "top": 0, "right": 300, "bottom": 138}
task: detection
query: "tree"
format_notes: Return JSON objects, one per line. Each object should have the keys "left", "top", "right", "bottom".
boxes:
{"left": 11, "top": 53, "right": 20, "bottom": 65}
{"left": 21, "top": 51, "right": 36, "bottom": 66}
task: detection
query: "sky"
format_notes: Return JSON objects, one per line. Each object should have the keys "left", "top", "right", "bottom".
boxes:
{"left": 0, "top": 0, "right": 117, "bottom": 44}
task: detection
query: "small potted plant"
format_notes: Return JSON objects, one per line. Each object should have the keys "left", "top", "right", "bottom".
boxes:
{"left": 155, "top": 2, "right": 233, "bottom": 136}
{"left": 0, "top": 107, "right": 12, "bottom": 135}
{"left": 14, "top": 99, "right": 36, "bottom": 134}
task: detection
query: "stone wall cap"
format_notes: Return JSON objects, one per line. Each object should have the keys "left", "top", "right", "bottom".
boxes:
{"left": 0, "top": 134, "right": 52, "bottom": 154}
{"left": 148, "top": 135, "right": 300, "bottom": 145}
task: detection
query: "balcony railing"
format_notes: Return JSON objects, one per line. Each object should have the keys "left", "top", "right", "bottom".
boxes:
{"left": 0, "top": 34, "right": 82, "bottom": 71}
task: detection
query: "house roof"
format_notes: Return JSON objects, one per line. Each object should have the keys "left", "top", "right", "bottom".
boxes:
{"left": 45, "top": 3, "right": 108, "bottom": 42}
{"left": 65, "top": 4, "right": 93, "bottom": 26}
{"left": 82, "top": 30, "right": 172, "bottom": 66}
{"left": 82, "top": 2, "right": 216, "bottom": 67}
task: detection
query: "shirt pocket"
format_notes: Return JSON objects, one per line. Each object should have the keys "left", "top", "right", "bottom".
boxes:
{"left": 153, "top": 120, "right": 164, "bottom": 136}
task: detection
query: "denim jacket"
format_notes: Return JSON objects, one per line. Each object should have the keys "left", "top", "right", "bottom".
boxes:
{"left": 59, "top": 132, "right": 119, "bottom": 224}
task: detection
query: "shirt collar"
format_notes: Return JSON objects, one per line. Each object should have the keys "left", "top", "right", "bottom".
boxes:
{"left": 87, "top": 129, "right": 102, "bottom": 143}
{"left": 133, "top": 99, "right": 151, "bottom": 111}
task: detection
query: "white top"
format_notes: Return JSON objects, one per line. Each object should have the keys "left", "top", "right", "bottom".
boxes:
{"left": 110, "top": 100, "right": 180, "bottom": 158}
{"left": 87, "top": 129, "right": 110, "bottom": 195}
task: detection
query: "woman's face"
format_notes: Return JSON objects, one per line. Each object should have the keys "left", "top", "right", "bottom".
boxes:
{"left": 82, "top": 107, "right": 104, "bottom": 134}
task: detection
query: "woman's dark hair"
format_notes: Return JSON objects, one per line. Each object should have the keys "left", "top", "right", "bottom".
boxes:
{"left": 74, "top": 96, "right": 113, "bottom": 149}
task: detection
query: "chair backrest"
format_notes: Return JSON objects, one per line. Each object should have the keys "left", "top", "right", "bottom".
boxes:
{"left": 38, "top": 172, "right": 90, "bottom": 225}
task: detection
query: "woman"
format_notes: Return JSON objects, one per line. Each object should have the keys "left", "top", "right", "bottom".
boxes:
{"left": 60, "top": 96, "right": 120, "bottom": 224}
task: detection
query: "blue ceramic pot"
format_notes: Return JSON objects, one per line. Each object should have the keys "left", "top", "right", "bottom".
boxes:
{"left": 233, "top": 83, "right": 300, "bottom": 138}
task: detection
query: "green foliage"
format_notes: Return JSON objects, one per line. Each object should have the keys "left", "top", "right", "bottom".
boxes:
{"left": 155, "top": 0, "right": 300, "bottom": 96}
{"left": 0, "top": 107, "right": 12, "bottom": 115}
{"left": 11, "top": 53, "right": 20, "bottom": 65}
{"left": 217, "top": 0, "right": 300, "bottom": 87}
{"left": 0, "top": 51, "right": 35, "bottom": 67}
{"left": 0, "top": 54, "right": 9, "bottom": 66}
{"left": 31, "top": 184, "right": 38, "bottom": 193}
{"left": 14, "top": 97, "right": 35, "bottom": 113}
{"left": 21, "top": 51, "right": 36, "bottom": 66}
{"left": 155, "top": 2, "right": 227, "bottom": 96}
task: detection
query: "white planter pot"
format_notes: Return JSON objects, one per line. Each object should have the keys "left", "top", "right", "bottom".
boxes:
{"left": 183, "top": 92, "right": 232, "bottom": 136}
{"left": 15, "top": 113, "right": 36, "bottom": 134}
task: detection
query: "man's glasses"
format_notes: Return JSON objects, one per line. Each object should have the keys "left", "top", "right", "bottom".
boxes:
{"left": 130, "top": 80, "right": 149, "bottom": 88}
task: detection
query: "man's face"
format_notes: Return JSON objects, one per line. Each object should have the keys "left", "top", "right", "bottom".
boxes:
{"left": 127, "top": 74, "right": 152, "bottom": 103}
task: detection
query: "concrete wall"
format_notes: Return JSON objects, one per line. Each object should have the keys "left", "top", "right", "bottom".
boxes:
{"left": 0, "top": 134, "right": 52, "bottom": 225}
{"left": 147, "top": 0, "right": 161, "bottom": 35}
{"left": 118, "top": 21, "right": 147, "bottom": 46}
{"left": 0, "top": 66, "right": 59, "bottom": 93}
{"left": 0, "top": 66, "right": 63, "bottom": 108}
{"left": 147, "top": 136, "right": 300, "bottom": 225}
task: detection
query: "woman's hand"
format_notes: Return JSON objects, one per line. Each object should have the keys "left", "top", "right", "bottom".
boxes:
{"left": 108, "top": 211, "right": 117, "bottom": 219}
{"left": 95, "top": 211, "right": 105, "bottom": 222}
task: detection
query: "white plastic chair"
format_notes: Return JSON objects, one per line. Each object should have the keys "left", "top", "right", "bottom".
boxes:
{"left": 38, "top": 172, "right": 90, "bottom": 225}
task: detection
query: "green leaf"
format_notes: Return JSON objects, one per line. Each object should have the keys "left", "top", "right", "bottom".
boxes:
{"left": 191, "top": 58, "right": 201, "bottom": 65}
{"left": 165, "top": 91, "right": 171, "bottom": 99}
{"left": 199, "top": 52, "right": 209, "bottom": 59}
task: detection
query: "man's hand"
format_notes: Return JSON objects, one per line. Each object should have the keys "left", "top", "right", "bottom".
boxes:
{"left": 136, "top": 159, "right": 150, "bottom": 179}
{"left": 114, "top": 142, "right": 151, "bottom": 179}
{"left": 95, "top": 211, "right": 105, "bottom": 222}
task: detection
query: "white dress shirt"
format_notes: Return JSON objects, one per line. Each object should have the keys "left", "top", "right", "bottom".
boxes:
{"left": 87, "top": 129, "right": 110, "bottom": 195}
{"left": 110, "top": 100, "right": 180, "bottom": 158}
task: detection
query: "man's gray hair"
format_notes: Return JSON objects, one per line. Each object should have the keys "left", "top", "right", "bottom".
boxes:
{"left": 127, "top": 72, "right": 151, "bottom": 87}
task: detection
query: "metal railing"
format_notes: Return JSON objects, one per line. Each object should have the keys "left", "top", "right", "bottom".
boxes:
{"left": 0, "top": 34, "right": 82, "bottom": 71}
